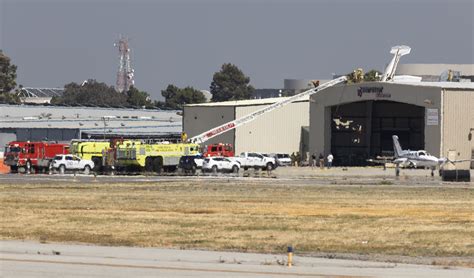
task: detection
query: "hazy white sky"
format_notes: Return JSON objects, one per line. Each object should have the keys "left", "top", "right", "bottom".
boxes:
{"left": 1, "top": 0, "right": 473, "bottom": 100}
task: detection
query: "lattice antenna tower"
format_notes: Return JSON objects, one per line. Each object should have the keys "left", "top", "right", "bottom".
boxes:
{"left": 115, "top": 36, "right": 135, "bottom": 93}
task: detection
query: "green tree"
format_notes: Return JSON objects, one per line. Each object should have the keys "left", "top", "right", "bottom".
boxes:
{"left": 210, "top": 63, "right": 254, "bottom": 102}
{"left": 0, "top": 50, "right": 20, "bottom": 104}
{"left": 0, "top": 91, "right": 20, "bottom": 104}
{"left": 126, "top": 86, "right": 152, "bottom": 108}
{"left": 0, "top": 50, "right": 17, "bottom": 93}
{"left": 52, "top": 79, "right": 128, "bottom": 107}
{"left": 153, "top": 100, "right": 168, "bottom": 109}
{"left": 161, "top": 84, "right": 180, "bottom": 109}
{"left": 179, "top": 86, "right": 206, "bottom": 106}
{"left": 161, "top": 84, "right": 206, "bottom": 109}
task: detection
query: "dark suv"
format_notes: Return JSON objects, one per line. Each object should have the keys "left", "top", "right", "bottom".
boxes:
{"left": 178, "top": 155, "right": 204, "bottom": 174}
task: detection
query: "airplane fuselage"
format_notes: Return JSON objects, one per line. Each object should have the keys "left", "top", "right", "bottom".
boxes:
{"left": 393, "top": 150, "right": 441, "bottom": 169}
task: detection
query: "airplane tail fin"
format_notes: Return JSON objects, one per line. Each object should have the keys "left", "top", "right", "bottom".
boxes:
{"left": 392, "top": 135, "right": 403, "bottom": 158}
{"left": 381, "top": 45, "right": 411, "bottom": 82}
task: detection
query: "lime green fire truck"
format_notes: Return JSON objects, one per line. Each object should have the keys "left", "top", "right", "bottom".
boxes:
{"left": 114, "top": 140, "right": 200, "bottom": 173}
{"left": 70, "top": 140, "right": 112, "bottom": 171}
{"left": 71, "top": 139, "right": 200, "bottom": 174}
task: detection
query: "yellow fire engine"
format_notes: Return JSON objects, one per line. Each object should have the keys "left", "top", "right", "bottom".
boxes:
{"left": 114, "top": 140, "right": 200, "bottom": 173}
{"left": 70, "top": 140, "right": 111, "bottom": 171}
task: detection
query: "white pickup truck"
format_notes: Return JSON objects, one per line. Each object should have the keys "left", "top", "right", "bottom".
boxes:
{"left": 233, "top": 152, "right": 277, "bottom": 171}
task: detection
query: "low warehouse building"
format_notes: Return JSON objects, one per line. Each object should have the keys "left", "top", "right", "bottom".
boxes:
{"left": 0, "top": 105, "right": 182, "bottom": 151}
{"left": 184, "top": 97, "right": 310, "bottom": 155}
{"left": 310, "top": 81, "right": 474, "bottom": 168}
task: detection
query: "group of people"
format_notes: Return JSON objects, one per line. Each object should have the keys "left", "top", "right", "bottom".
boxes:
{"left": 289, "top": 151, "right": 334, "bottom": 169}
{"left": 290, "top": 152, "right": 301, "bottom": 166}
{"left": 311, "top": 152, "right": 334, "bottom": 169}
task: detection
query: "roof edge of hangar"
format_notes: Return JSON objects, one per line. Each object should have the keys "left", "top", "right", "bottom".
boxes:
{"left": 184, "top": 96, "right": 310, "bottom": 108}
{"left": 390, "top": 81, "right": 474, "bottom": 90}
{"left": 313, "top": 81, "right": 474, "bottom": 94}
{"left": 336, "top": 81, "right": 474, "bottom": 90}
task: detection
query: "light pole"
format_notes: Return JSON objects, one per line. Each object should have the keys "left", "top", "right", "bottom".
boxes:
{"left": 102, "top": 117, "right": 109, "bottom": 140}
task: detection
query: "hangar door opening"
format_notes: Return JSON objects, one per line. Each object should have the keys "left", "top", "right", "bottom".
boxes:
{"left": 331, "top": 101, "right": 424, "bottom": 166}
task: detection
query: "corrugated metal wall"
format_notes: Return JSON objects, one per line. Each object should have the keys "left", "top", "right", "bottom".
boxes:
{"left": 234, "top": 101, "right": 309, "bottom": 154}
{"left": 442, "top": 90, "right": 474, "bottom": 169}
{"left": 183, "top": 106, "right": 235, "bottom": 147}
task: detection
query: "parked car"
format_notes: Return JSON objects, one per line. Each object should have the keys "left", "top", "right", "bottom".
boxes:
{"left": 52, "top": 154, "right": 95, "bottom": 174}
{"left": 274, "top": 153, "right": 291, "bottom": 166}
{"left": 178, "top": 155, "right": 204, "bottom": 174}
{"left": 232, "top": 152, "right": 277, "bottom": 171}
{"left": 202, "top": 157, "right": 240, "bottom": 173}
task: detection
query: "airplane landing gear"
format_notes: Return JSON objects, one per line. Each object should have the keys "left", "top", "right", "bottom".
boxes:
{"left": 395, "top": 166, "right": 400, "bottom": 177}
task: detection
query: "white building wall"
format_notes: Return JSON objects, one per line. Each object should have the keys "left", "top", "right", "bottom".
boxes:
{"left": 234, "top": 101, "right": 309, "bottom": 154}
{"left": 441, "top": 90, "right": 474, "bottom": 169}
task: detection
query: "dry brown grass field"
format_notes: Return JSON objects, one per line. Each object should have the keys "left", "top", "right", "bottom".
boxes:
{"left": 1, "top": 177, "right": 473, "bottom": 266}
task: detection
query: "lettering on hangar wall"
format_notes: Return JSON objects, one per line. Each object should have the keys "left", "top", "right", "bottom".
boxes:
{"left": 357, "top": 86, "right": 391, "bottom": 98}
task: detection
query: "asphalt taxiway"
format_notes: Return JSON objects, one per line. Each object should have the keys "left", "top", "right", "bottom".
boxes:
{"left": 1, "top": 241, "right": 472, "bottom": 278}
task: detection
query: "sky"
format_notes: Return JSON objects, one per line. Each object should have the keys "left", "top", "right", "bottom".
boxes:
{"left": 1, "top": 0, "right": 473, "bottom": 100}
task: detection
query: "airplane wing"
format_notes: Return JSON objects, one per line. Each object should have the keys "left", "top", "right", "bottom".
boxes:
{"left": 445, "top": 158, "right": 474, "bottom": 164}
{"left": 439, "top": 158, "right": 474, "bottom": 169}
{"left": 366, "top": 159, "right": 388, "bottom": 164}
{"left": 440, "top": 157, "right": 474, "bottom": 163}
{"left": 366, "top": 156, "right": 395, "bottom": 165}
{"left": 451, "top": 159, "right": 474, "bottom": 163}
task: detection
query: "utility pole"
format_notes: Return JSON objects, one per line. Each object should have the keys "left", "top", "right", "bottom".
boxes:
{"left": 115, "top": 36, "right": 135, "bottom": 93}
{"left": 103, "top": 117, "right": 107, "bottom": 140}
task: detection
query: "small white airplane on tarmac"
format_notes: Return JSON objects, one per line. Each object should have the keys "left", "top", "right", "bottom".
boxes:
{"left": 369, "top": 135, "right": 473, "bottom": 176}
{"left": 392, "top": 135, "right": 446, "bottom": 176}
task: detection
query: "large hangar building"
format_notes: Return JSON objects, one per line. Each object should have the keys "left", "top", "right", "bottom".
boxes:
{"left": 184, "top": 97, "right": 309, "bottom": 155}
{"left": 184, "top": 61, "right": 474, "bottom": 168}
{"left": 184, "top": 81, "right": 473, "bottom": 169}
{"left": 310, "top": 81, "right": 474, "bottom": 168}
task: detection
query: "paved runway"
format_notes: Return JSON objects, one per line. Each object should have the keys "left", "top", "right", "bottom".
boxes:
{"left": 1, "top": 167, "right": 472, "bottom": 187}
{"left": 1, "top": 241, "right": 472, "bottom": 277}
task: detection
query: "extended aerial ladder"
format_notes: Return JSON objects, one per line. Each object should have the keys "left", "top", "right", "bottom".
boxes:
{"left": 188, "top": 76, "right": 348, "bottom": 144}
{"left": 188, "top": 45, "right": 411, "bottom": 145}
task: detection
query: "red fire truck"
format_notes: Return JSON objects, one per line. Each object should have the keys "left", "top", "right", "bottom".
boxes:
{"left": 3, "top": 141, "right": 69, "bottom": 173}
{"left": 202, "top": 143, "right": 234, "bottom": 157}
